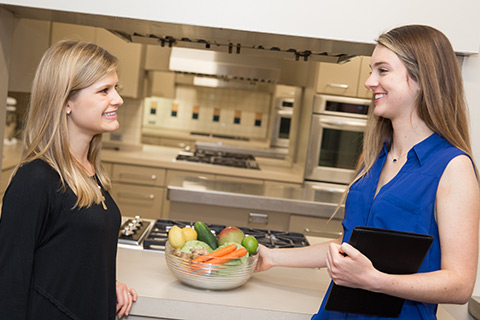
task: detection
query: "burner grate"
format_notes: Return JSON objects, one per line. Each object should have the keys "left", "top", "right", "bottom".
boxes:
{"left": 175, "top": 149, "right": 260, "bottom": 170}
{"left": 141, "top": 220, "right": 309, "bottom": 251}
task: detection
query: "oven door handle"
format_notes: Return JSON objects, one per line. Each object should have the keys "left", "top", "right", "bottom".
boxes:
{"left": 319, "top": 117, "right": 366, "bottom": 129}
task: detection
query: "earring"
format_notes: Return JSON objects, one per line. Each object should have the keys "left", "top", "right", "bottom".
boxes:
{"left": 66, "top": 110, "right": 71, "bottom": 115}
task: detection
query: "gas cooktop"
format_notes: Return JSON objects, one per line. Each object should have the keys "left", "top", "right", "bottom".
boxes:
{"left": 175, "top": 149, "right": 260, "bottom": 170}
{"left": 118, "top": 218, "right": 309, "bottom": 252}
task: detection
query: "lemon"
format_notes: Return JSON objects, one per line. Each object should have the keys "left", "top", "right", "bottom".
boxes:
{"left": 242, "top": 235, "right": 259, "bottom": 255}
{"left": 182, "top": 227, "right": 197, "bottom": 242}
{"left": 168, "top": 225, "right": 186, "bottom": 249}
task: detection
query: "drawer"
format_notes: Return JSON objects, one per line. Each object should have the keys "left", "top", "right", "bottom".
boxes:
{"left": 110, "top": 183, "right": 164, "bottom": 220}
{"left": 289, "top": 215, "right": 343, "bottom": 239}
{"left": 112, "top": 164, "right": 165, "bottom": 187}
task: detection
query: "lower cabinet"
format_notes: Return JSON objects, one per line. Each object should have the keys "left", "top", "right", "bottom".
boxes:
{"left": 289, "top": 215, "right": 343, "bottom": 239}
{"left": 110, "top": 182, "right": 165, "bottom": 220}
{"left": 108, "top": 163, "right": 166, "bottom": 219}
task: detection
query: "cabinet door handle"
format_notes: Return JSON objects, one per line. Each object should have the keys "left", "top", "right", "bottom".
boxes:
{"left": 327, "top": 83, "right": 349, "bottom": 89}
{"left": 117, "top": 192, "right": 156, "bottom": 200}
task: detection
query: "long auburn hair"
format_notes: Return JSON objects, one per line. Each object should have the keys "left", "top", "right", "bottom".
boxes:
{"left": 14, "top": 40, "right": 119, "bottom": 208}
{"left": 332, "top": 24, "right": 477, "bottom": 217}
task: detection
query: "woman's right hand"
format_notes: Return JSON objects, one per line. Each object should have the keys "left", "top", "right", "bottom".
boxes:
{"left": 254, "top": 244, "right": 274, "bottom": 272}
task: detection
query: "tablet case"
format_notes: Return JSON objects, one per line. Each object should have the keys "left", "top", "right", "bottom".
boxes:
{"left": 325, "top": 226, "right": 434, "bottom": 317}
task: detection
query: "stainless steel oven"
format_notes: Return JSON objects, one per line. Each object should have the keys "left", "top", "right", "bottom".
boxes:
{"left": 305, "top": 94, "right": 371, "bottom": 185}
{"left": 271, "top": 97, "right": 294, "bottom": 148}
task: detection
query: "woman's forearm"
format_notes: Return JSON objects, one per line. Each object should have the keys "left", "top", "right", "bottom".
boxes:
{"left": 271, "top": 237, "right": 341, "bottom": 269}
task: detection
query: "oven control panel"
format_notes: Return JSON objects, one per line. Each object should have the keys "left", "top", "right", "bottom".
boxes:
{"left": 118, "top": 216, "right": 153, "bottom": 246}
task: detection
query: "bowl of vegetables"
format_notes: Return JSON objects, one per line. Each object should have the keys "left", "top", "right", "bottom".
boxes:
{"left": 165, "top": 222, "right": 259, "bottom": 290}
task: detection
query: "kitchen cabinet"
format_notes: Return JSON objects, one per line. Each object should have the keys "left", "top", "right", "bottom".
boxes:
{"left": 96, "top": 28, "right": 145, "bottom": 99}
{"left": 146, "top": 71, "right": 175, "bottom": 99}
{"left": 315, "top": 56, "right": 371, "bottom": 99}
{"left": 102, "top": 162, "right": 113, "bottom": 176}
{"left": 50, "top": 21, "right": 96, "bottom": 43}
{"left": 289, "top": 215, "right": 342, "bottom": 239}
{"left": 357, "top": 56, "right": 372, "bottom": 99}
{"left": 109, "top": 163, "right": 166, "bottom": 219}
{"left": 50, "top": 22, "right": 145, "bottom": 99}
{"left": 8, "top": 18, "right": 51, "bottom": 92}
{"left": 144, "top": 45, "right": 171, "bottom": 71}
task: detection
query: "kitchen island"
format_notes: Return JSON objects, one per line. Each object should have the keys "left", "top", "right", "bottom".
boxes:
{"left": 117, "top": 247, "right": 330, "bottom": 320}
{"left": 117, "top": 238, "right": 458, "bottom": 320}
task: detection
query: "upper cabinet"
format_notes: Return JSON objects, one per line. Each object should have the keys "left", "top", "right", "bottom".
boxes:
{"left": 8, "top": 19, "right": 51, "bottom": 93}
{"left": 315, "top": 56, "right": 372, "bottom": 99}
{"left": 50, "top": 22, "right": 145, "bottom": 99}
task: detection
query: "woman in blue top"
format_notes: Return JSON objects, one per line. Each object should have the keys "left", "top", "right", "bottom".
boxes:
{"left": 256, "top": 25, "right": 480, "bottom": 319}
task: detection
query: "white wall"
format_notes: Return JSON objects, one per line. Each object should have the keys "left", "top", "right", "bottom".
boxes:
{"left": 0, "top": 0, "right": 479, "bottom": 54}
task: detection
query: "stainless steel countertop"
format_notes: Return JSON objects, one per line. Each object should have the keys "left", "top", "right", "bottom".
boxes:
{"left": 167, "top": 175, "right": 344, "bottom": 219}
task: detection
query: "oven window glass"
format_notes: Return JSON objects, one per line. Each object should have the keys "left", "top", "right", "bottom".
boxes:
{"left": 318, "top": 128, "right": 363, "bottom": 169}
{"left": 278, "top": 117, "right": 291, "bottom": 139}
{"left": 325, "top": 101, "right": 369, "bottom": 115}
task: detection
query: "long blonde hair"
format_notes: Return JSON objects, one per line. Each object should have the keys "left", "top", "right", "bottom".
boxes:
{"left": 15, "top": 40, "right": 119, "bottom": 208}
{"left": 332, "top": 25, "right": 477, "bottom": 217}
{"left": 358, "top": 25, "right": 475, "bottom": 182}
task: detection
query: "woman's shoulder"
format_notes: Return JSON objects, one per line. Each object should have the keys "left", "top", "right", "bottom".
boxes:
{"left": 13, "top": 159, "right": 61, "bottom": 186}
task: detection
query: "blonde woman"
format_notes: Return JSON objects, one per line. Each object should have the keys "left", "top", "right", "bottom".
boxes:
{"left": 256, "top": 25, "right": 480, "bottom": 319}
{"left": 0, "top": 41, "right": 137, "bottom": 319}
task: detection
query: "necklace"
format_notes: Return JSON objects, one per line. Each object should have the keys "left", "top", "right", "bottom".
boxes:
{"left": 389, "top": 150, "right": 408, "bottom": 163}
{"left": 93, "top": 176, "right": 107, "bottom": 210}
{"left": 97, "top": 184, "right": 108, "bottom": 210}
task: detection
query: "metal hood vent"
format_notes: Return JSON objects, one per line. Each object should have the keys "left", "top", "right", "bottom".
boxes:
{"left": 2, "top": 5, "right": 375, "bottom": 64}
{"left": 169, "top": 47, "right": 280, "bottom": 87}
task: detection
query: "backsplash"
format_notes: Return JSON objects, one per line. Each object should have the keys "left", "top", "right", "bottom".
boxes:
{"left": 143, "top": 85, "right": 272, "bottom": 140}
{"left": 104, "top": 97, "right": 143, "bottom": 145}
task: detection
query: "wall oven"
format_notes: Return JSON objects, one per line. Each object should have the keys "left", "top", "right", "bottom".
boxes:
{"left": 305, "top": 94, "right": 371, "bottom": 185}
{"left": 271, "top": 97, "right": 294, "bottom": 148}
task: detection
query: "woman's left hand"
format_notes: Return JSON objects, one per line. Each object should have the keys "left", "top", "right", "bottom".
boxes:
{"left": 116, "top": 281, "right": 138, "bottom": 318}
{"left": 326, "top": 242, "right": 378, "bottom": 290}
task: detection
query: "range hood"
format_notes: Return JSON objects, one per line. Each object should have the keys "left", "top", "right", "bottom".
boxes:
{"left": 169, "top": 47, "right": 281, "bottom": 89}
{"left": 2, "top": 4, "right": 375, "bottom": 65}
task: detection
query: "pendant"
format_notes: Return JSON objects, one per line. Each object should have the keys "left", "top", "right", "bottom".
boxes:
{"left": 101, "top": 196, "right": 107, "bottom": 210}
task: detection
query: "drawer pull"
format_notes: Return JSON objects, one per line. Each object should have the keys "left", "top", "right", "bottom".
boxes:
{"left": 248, "top": 212, "right": 268, "bottom": 225}
{"left": 117, "top": 192, "right": 156, "bottom": 201}
{"left": 119, "top": 173, "right": 158, "bottom": 182}
{"left": 327, "top": 83, "right": 349, "bottom": 89}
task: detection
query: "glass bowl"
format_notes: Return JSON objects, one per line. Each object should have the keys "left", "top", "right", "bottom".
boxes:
{"left": 165, "top": 241, "right": 258, "bottom": 290}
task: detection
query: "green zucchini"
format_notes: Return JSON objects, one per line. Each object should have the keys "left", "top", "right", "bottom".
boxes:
{"left": 194, "top": 221, "right": 218, "bottom": 250}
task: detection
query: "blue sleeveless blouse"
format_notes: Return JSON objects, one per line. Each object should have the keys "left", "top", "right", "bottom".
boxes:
{"left": 311, "top": 133, "right": 467, "bottom": 320}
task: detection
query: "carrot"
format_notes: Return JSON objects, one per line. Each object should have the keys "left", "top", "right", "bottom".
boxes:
{"left": 207, "top": 248, "right": 248, "bottom": 265}
{"left": 192, "top": 244, "right": 237, "bottom": 263}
